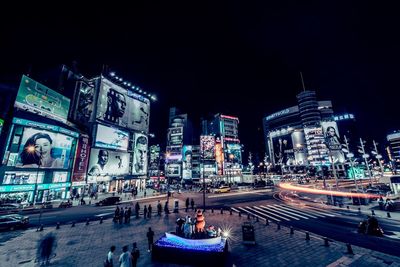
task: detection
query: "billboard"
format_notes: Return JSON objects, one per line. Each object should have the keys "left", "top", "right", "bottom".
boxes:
{"left": 132, "top": 133, "right": 148, "bottom": 175}
{"left": 167, "top": 127, "right": 183, "bottom": 146}
{"left": 53, "top": 171, "right": 68, "bottom": 183}
{"left": 215, "top": 140, "right": 224, "bottom": 175}
{"left": 166, "top": 164, "right": 181, "bottom": 177}
{"left": 3, "top": 171, "right": 44, "bottom": 185}
{"left": 72, "top": 80, "right": 95, "bottom": 125}
{"left": 304, "top": 127, "right": 329, "bottom": 165}
{"left": 72, "top": 135, "right": 91, "bottom": 184}
{"left": 95, "top": 124, "right": 129, "bottom": 151}
{"left": 15, "top": 75, "right": 71, "bottom": 123}
{"left": 149, "top": 145, "right": 160, "bottom": 170}
{"left": 87, "top": 148, "right": 130, "bottom": 177}
{"left": 182, "top": 146, "right": 193, "bottom": 179}
{"left": 200, "top": 136, "right": 215, "bottom": 159}
{"left": 321, "top": 121, "right": 345, "bottom": 163}
{"left": 225, "top": 143, "right": 242, "bottom": 164}
{"left": 15, "top": 127, "right": 74, "bottom": 169}
{"left": 96, "top": 77, "right": 150, "bottom": 133}
{"left": 291, "top": 131, "right": 308, "bottom": 165}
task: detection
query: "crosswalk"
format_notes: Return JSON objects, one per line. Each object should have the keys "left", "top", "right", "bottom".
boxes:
{"left": 232, "top": 204, "right": 337, "bottom": 223}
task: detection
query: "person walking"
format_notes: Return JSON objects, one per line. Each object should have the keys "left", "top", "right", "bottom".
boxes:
{"left": 127, "top": 207, "right": 132, "bottom": 223}
{"left": 146, "top": 227, "right": 154, "bottom": 252}
{"left": 114, "top": 206, "right": 120, "bottom": 223}
{"left": 164, "top": 201, "right": 169, "bottom": 215}
{"left": 124, "top": 207, "right": 130, "bottom": 224}
{"left": 185, "top": 197, "right": 190, "bottom": 212}
{"left": 148, "top": 204, "right": 152, "bottom": 218}
{"left": 190, "top": 198, "right": 195, "bottom": 211}
{"left": 143, "top": 205, "right": 148, "bottom": 219}
{"left": 119, "top": 245, "right": 132, "bottom": 267}
{"left": 135, "top": 202, "right": 140, "bottom": 218}
{"left": 157, "top": 200, "right": 162, "bottom": 216}
{"left": 131, "top": 242, "right": 140, "bottom": 267}
{"left": 119, "top": 208, "right": 124, "bottom": 224}
{"left": 37, "top": 233, "right": 57, "bottom": 266}
{"left": 104, "top": 245, "right": 116, "bottom": 267}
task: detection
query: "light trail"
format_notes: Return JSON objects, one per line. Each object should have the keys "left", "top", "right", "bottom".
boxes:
{"left": 278, "top": 182, "right": 380, "bottom": 199}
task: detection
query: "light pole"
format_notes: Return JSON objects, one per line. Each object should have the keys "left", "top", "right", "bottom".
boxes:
{"left": 202, "top": 151, "right": 206, "bottom": 212}
{"left": 358, "top": 138, "right": 372, "bottom": 185}
{"left": 342, "top": 135, "right": 358, "bottom": 191}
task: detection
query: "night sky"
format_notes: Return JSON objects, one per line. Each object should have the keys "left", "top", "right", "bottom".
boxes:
{"left": 1, "top": 2, "right": 399, "bottom": 160}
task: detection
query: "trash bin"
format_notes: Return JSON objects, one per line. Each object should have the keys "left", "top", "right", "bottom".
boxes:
{"left": 173, "top": 199, "right": 179, "bottom": 213}
{"left": 242, "top": 222, "right": 256, "bottom": 245}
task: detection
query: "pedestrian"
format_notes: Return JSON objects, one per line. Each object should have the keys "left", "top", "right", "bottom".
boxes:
{"left": 143, "top": 205, "right": 148, "bottom": 219}
{"left": 144, "top": 190, "right": 147, "bottom": 198}
{"left": 148, "top": 204, "right": 152, "bottom": 218}
{"left": 135, "top": 202, "right": 140, "bottom": 218}
{"left": 131, "top": 242, "right": 140, "bottom": 267}
{"left": 104, "top": 245, "right": 116, "bottom": 267}
{"left": 146, "top": 227, "right": 154, "bottom": 252}
{"left": 119, "top": 207, "right": 124, "bottom": 224}
{"left": 164, "top": 201, "right": 169, "bottom": 215}
{"left": 124, "top": 207, "right": 129, "bottom": 224}
{"left": 157, "top": 200, "right": 162, "bottom": 216}
{"left": 185, "top": 197, "right": 189, "bottom": 212}
{"left": 37, "top": 233, "right": 57, "bottom": 266}
{"left": 127, "top": 207, "right": 132, "bottom": 223}
{"left": 119, "top": 245, "right": 132, "bottom": 267}
{"left": 191, "top": 198, "right": 195, "bottom": 211}
{"left": 114, "top": 206, "right": 120, "bottom": 223}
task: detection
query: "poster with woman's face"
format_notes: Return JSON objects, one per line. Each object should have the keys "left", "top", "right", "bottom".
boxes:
{"left": 16, "top": 127, "right": 73, "bottom": 169}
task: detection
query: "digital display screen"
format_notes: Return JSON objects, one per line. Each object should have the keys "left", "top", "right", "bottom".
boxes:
{"left": 95, "top": 124, "right": 129, "bottom": 151}
{"left": 87, "top": 148, "right": 130, "bottom": 177}
{"left": 200, "top": 136, "right": 215, "bottom": 159}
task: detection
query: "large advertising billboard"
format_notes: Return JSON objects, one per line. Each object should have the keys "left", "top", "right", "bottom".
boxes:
{"left": 215, "top": 140, "right": 224, "bottom": 175}
{"left": 271, "top": 134, "right": 293, "bottom": 165}
{"left": 225, "top": 143, "right": 242, "bottom": 164}
{"left": 149, "top": 145, "right": 160, "bottom": 170}
{"left": 182, "top": 146, "right": 193, "bottom": 179}
{"left": 291, "top": 130, "right": 308, "bottom": 165}
{"left": 200, "top": 136, "right": 215, "bottom": 159}
{"left": 166, "top": 164, "right": 181, "bottom": 177}
{"left": 132, "top": 133, "right": 148, "bottom": 175}
{"left": 321, "top": 121, "right": 345, "bottom": 163}
{"left": 3, "top": 171, "right": 44, "bottom": 185}
{"left": 15, "top": 127, "right": 74, "bottom": 169}
{"left": 15, "top": 75, "right": 71, "bottom": 123}
{"left": 72, "top": 135, "right": 90, "bottom": 184}
{"left": 167, "top": 127, "right": 183, "bottom": 146}
{"left": 72, "top": 80, "right": 95, "bottom": 125}
{"left": 95, "top": 124, "right": 129, "bottom": 151}
{"left": 304, "top": 127, "right": 329, "bottom": 165}
{"left": 96, "top": 77, "right": 150, "bottom": 133}
{"left": 87, "top": 148, "right": 130, "bottom": 178}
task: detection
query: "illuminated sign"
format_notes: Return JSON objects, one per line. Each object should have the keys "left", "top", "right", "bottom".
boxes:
{"left": 265, "top": 106, "right": 298, "bottom": 121}
{"left": 15, "top": 75, "right": 71, "bottom": 123}
{"left": 95, "top": 124, "right": 129, "bottom": 151}
{"left": 221, "top": 115, "right": 239, "bottom": 121}
{"left": 72, "top": 135, "right": 90, "bottom": 183}
{"left": 200, "top": 136, "right": 215, "bottom": 159}
{"left": 12, "top": 118, "right": 79, "bottom": 138}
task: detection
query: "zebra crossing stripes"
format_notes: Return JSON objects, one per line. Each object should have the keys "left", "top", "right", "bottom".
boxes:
{"left": 233, "top": 204, "right": 337, "bottom": 223}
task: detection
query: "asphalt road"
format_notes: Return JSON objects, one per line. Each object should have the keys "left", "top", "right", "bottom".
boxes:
{"left": 4, "top": 187, "right": 400, "bottom": 257}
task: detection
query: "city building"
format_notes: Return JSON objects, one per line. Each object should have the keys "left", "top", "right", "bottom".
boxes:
{"left": 387, "top": 131, "right": 400, "bottom": 172}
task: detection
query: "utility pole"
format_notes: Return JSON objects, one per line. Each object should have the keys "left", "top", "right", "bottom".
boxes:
{"left": 342, "top": 135, "right": 358, "bottom": 190}
{"left": 358, "top": 138, "right": 372, "bottom": 185}
{"left": 372, "top": 140, "right": 384, "bottom": 176}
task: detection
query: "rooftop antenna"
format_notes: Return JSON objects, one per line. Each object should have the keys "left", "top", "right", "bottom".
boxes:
{"left": 300, "top": 72, "right": 306, "bottom": 92}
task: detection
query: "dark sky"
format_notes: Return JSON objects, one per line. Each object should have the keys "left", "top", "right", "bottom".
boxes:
{"left": 1, "top": 2, "right": 399, "bottom": 159}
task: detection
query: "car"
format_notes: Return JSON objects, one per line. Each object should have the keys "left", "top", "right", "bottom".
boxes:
{"left": 58, "top": 201, "right": 72, "bottom": 208}
{"left": 214, "top": 186, "right": 231, "bottom": 194}
{"left": 0, "top": 203, "right": 22, "bottom": 214}
{"left": 95, "top": 196, "right": 121, "bottom": 206}
{"left": 0, "top": 214, "right": 29, "bottom": 231}
{"left": 198, "top": 187, "right": 211, "bottom": 193}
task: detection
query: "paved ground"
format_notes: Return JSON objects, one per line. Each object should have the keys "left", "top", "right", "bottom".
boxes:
{"left": 1, "top": 207, "right": 400, "bottom": 266}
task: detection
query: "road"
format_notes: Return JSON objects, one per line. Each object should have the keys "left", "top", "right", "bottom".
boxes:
{"left": 5, "top": 187, "right": 400, "bottom": 257}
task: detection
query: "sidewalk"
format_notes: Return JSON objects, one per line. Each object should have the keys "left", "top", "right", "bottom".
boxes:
{"left": 1, "top": 210, "right": 400, "bottom": 266}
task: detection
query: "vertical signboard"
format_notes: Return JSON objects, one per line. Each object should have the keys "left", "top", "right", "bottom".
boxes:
{"left": 72, "top": 134, "right": 90, "bottom": 185}
{"left": 200, "top": 136, "right": 215, "bottom": 160}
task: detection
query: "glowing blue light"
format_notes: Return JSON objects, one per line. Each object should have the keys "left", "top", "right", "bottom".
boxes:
{"left": 127, "top": 83, "right": 131, "bottom": 86}
{"left": 118, "top": 77, "right": 123, "bottom": 82}
{"left": 109, "top": 72, "right": 116, "bottom": 77}
{"left": 154, "top": 234, "right": 226, "bottom": 252}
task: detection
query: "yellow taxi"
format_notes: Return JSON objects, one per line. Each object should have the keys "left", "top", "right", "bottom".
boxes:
{"left": 214, "top": 186, "right": 231, "bottom": 194}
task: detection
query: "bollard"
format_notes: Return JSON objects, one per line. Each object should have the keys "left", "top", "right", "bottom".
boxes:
{"left": 387, "top": 212, "right": 391, "bottom": 218}
{"left": 230, "top": 209, "right": 233, "bottom": 215}
{"left": 305, "top": 232, "right": 310, "bottom": 241}
{"left": 371, "top": 210, "right": 375, "bottom": 216}
{"left": 265, "top": 218, "right": 269, "bottom": 226}
{"left": 211, "top": 208, "right": 214, "bottom": 213}
{"left": 71, "top": 221, "right": 75, "bottom": 227}
{"left": 100, "top": 217, "right": 103, "bottom": 224}
{"left": 324, "top": 237, "right": 330, "bottom": 247}
{"left": 277, "top": 223, "right": 281, "bottom": 230}
{"left": 358, "top": 207, "right": 361, "bottom": 213}
{"left": 239, "top": 212, "right": 241, "bottom": 217}
{"left": 247, "top": 213, "right": 251, "bottom": 220}
{"left": 346, "top": 243, "right": 354, "bottom": 254}
{"left": 220, "top": 208, "right": 223, "bottom": 214}
{"left": 56, "top": 222, "right": 60, "bottom": 229}
{"left": 290, "top": 226, "right": 294, "bottom": 235}
{"left": 86, "top": 218, "right": 90, "bottom": 225}
{"left": 38, "top": 224, "right": 44, "bottom": 231}
{"left": 347, "top": 205, "right": 349, "bottom": 210}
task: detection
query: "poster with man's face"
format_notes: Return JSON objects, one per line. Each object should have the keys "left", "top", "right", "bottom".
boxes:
{"left": 16, "top": 127, "right": 73, "bottom": 169}
{"left": 74, "top": 81, "right": 94, "bottom": 125}
{"left": 132, "top": 133, "right": 148, "bottom": 175}
{"left": 87, "top": 148, "right": 130, "bottom": 177}
{"left": 96, "top": 77, "right": 150, "bottom": 133}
